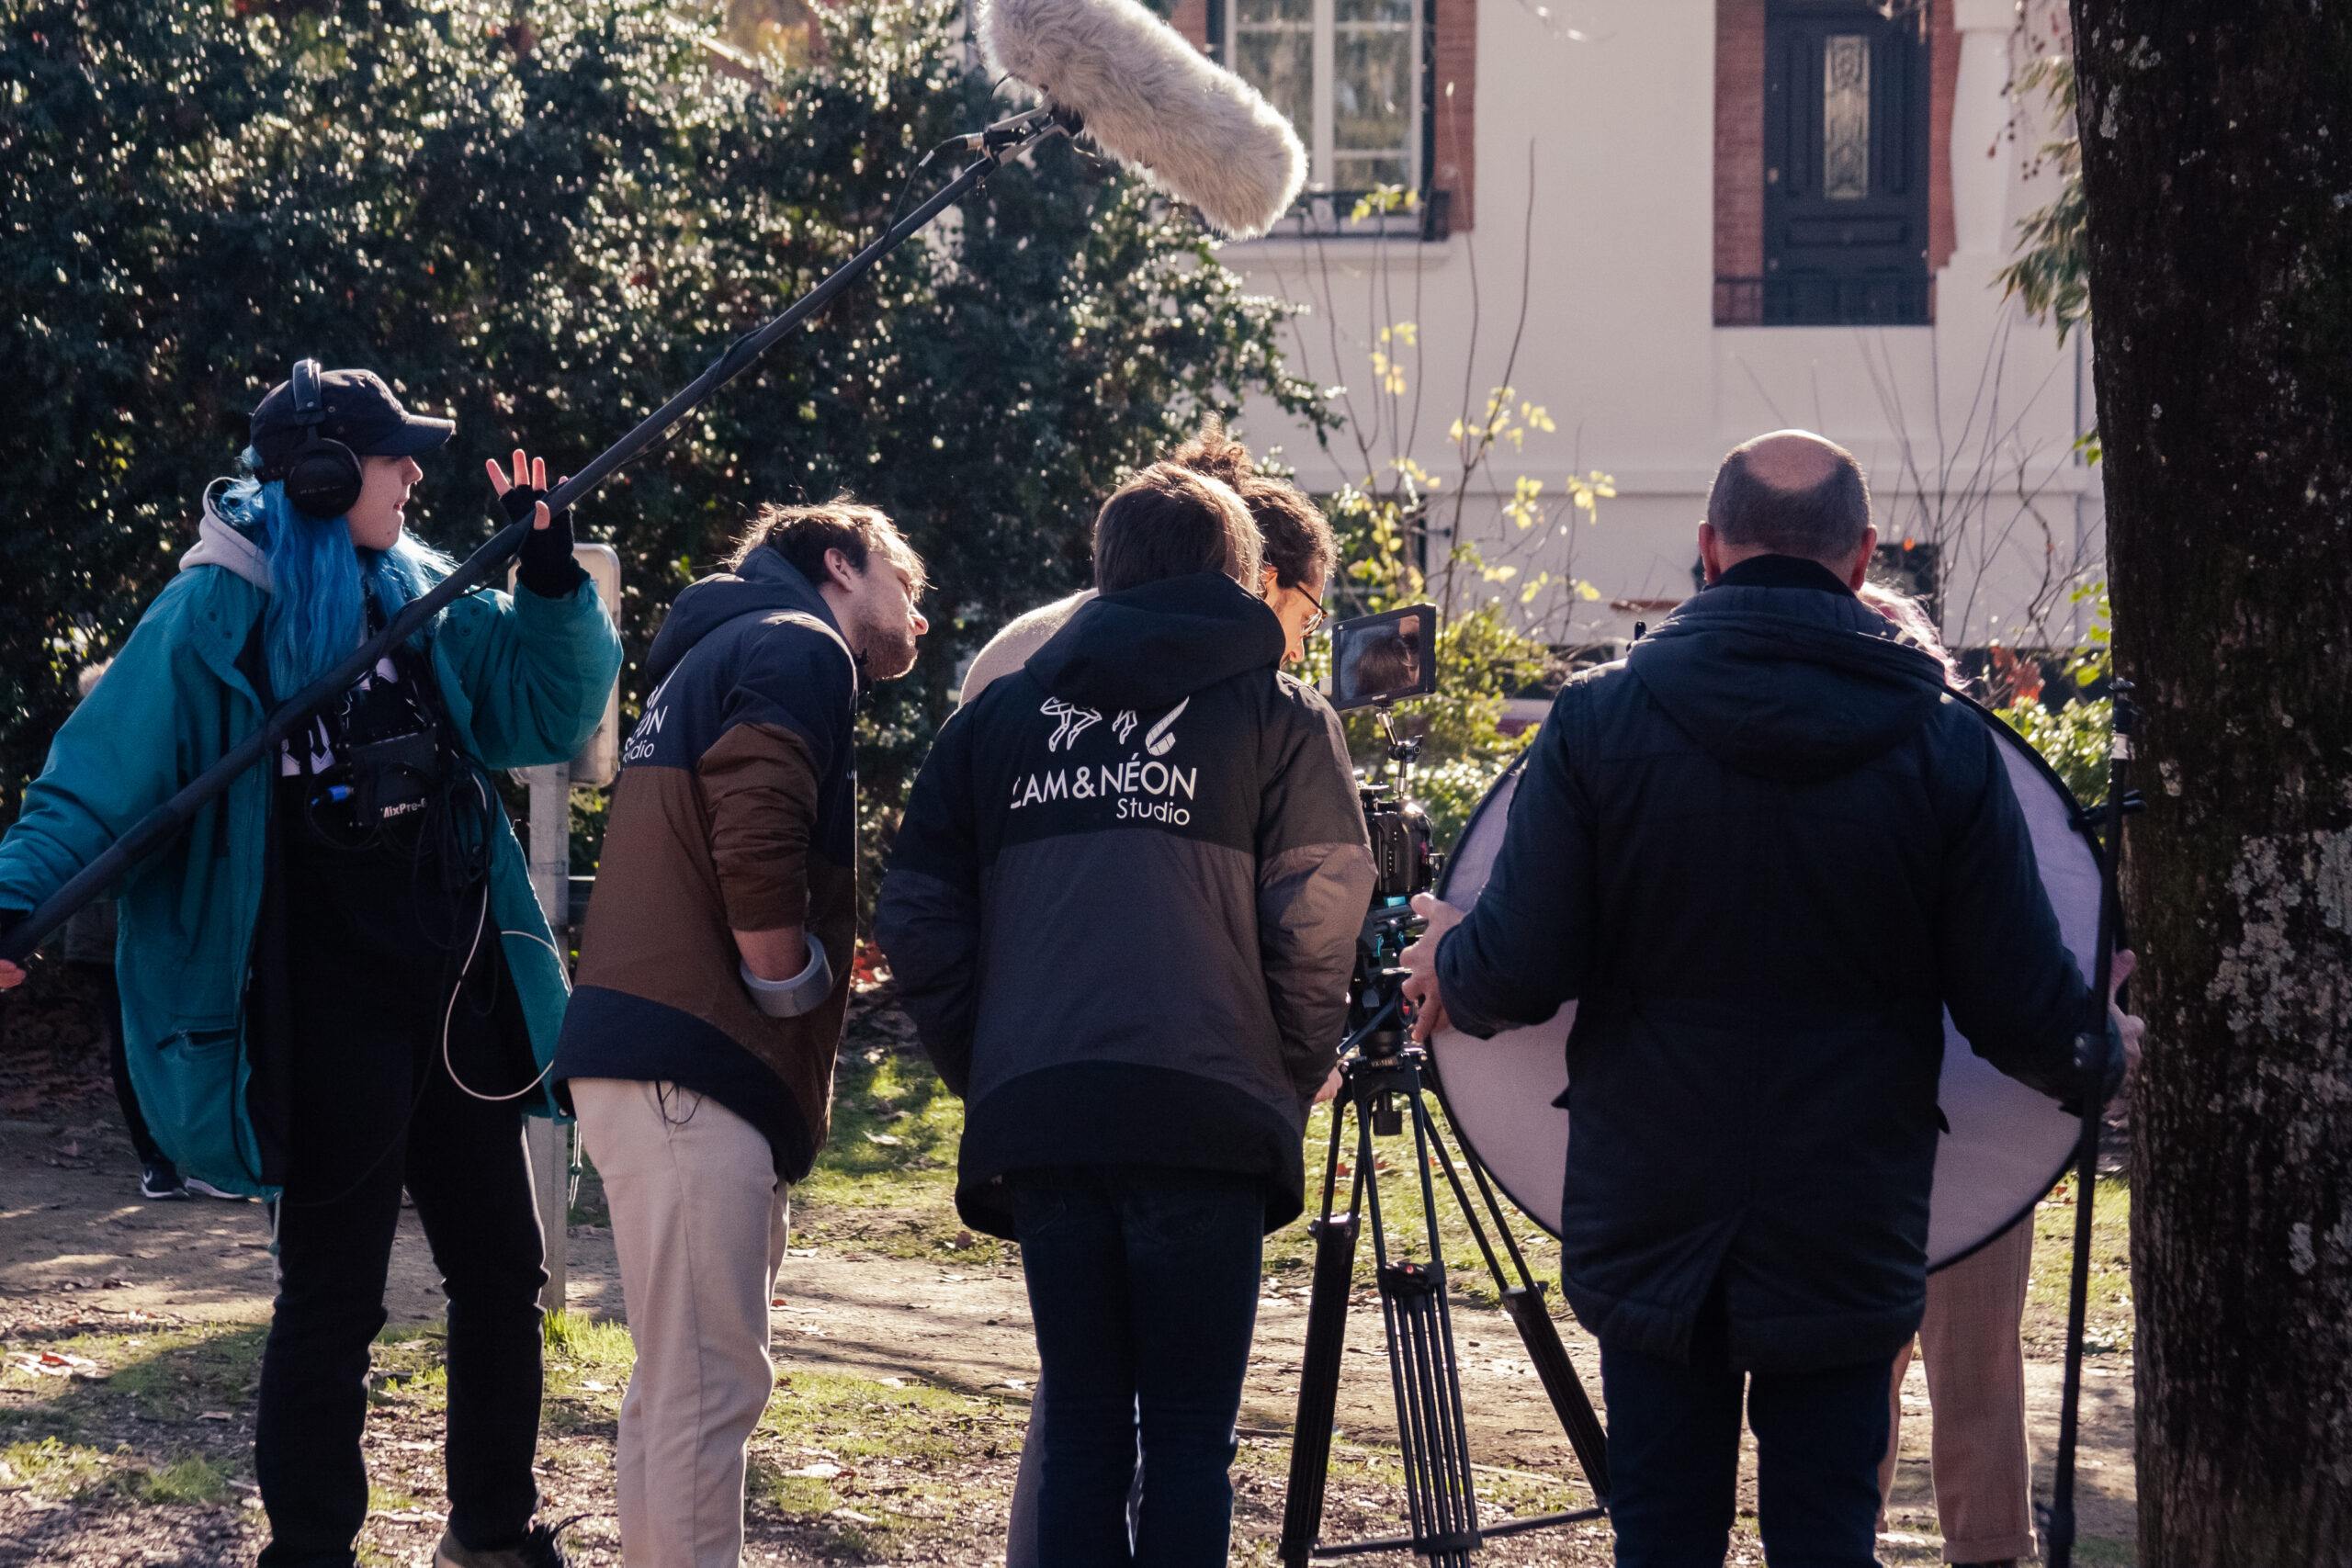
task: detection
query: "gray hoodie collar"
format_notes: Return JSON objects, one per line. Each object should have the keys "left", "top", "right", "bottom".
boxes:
{"left": 179, "top": 487, "right": 273, "bottom": 592}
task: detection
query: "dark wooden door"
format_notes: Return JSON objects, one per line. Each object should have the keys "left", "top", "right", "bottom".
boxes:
{"left": 1762, "top": 2, "right": 1930, "bottom": 323}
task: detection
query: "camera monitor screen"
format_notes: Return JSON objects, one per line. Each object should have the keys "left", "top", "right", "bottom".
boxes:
{"left": 1329, "top": 604, "right": 1439, "bottom": 711}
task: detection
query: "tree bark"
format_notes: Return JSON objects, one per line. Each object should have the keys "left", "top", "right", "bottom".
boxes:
{"left": 2067, "top": 5, "right": 2352, "bottom": 1562}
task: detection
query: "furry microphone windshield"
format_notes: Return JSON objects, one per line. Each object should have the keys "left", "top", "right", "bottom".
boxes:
{"left": 978, "top": 0, "right": 1308, "bottom": 239}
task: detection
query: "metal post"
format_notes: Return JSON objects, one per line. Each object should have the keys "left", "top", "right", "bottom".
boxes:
{"left": 526, "top": 761, "right": 571, "bottom": 1317}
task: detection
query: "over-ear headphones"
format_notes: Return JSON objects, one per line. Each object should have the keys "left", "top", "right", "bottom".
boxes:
{"left": 281, "top": 358, "right": 365, "bottom": 520}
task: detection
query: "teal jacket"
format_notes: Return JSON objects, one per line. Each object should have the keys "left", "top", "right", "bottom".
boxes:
{"left": 0, "top": 506, "right": 623, "bottom": 1196}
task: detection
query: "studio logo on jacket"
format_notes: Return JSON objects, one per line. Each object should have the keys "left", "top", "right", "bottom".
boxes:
{"left": 619, "top": 669, "right": 680, "bottom": 769}
{"left": 1009, "top": 694, "right": 1200, "bottom": 825}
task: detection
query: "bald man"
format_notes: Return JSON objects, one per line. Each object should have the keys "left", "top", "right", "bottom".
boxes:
{"left": 1401, "top": 431, "right": 2121, "bottom": 1568}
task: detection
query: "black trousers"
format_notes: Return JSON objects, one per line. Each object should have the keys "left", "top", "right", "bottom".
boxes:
{"left": 1599, "top": 1286, "right": 1896, "bottom": 1568}
{"left": 253, "top": 993, "right": 547, "bottom": 1567}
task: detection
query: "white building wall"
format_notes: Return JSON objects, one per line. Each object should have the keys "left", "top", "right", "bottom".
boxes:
{"left": 1216, "top": 0, "right": 2100, "bottom": 654}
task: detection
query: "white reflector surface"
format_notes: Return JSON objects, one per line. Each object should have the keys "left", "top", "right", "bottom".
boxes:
{"left": 1427, "top": 705, "right": 2095, "bottom": 1270}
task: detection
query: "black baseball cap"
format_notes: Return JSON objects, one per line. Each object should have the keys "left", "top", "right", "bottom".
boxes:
{"left": 249, "top": 367, "right": 456, "bottom": 479}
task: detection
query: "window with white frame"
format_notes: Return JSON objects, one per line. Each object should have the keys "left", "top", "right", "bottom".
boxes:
{"left": 1229, "top": 0, "right": 1420, "bottom": 197}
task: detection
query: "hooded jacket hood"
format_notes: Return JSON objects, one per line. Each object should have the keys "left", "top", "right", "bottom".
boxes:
{"left": 1025, "top": 571, "right": 1284, "bottom": 712}
{"left": 645, "top": 546, "right": 847, "bottom": 688}
{"left": 180, "top": 488, "right": 275, "bottom": 591}
{"left": 1626, "top": 574, "right": 1950, "bottom": 785}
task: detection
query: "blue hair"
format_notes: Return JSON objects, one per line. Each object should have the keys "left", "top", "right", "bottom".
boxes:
{"left": 216, "top": 455, "right": 458, "bottom": 701}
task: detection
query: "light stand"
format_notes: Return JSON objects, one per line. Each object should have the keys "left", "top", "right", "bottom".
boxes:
{"left": 1278, "top": 705, "right": 1610, "bottom": 1566}
{"left": 0, "top": 104, "right": 1076, "bottom": 966}
{"left": 2044, "top": 678, "right": 2140, "bottom": 1568}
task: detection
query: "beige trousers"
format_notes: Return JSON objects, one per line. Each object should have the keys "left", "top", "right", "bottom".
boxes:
{"left": 571, "top": 1078, "right": 790, "bottom": 1568}
{"left": 1878, "top": 1214, "right": 2037, "bottom": 1564}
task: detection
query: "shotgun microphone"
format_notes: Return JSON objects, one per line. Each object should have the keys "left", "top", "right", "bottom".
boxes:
{"left": 978, "top": 0, "right": 1308, "bottom": 238}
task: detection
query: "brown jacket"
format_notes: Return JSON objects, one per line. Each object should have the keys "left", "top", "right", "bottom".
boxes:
{"left": 553, "top": 549, "right": 859, "bottom": 1177}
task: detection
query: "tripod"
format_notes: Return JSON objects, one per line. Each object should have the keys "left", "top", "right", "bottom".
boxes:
{"left": 1278, "top": 952, "right": 1611, "bottom": 1565}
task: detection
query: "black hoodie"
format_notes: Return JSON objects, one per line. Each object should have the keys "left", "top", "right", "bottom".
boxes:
{"left": 1437, "top": 558, "right": 2091, "bottom": 1373}
{"left": 877, "top": 572, "right": 1376, "bottom": 1237}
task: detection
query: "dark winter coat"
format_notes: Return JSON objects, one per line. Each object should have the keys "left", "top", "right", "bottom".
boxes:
{"left": 877, "top": 571, "right": 1376, "bottom": 1238}
{"left": 553, "top": 548, "right": 860, "bottom": 1179}
{"left": 1436, "top": 555, "right": 2094, "bottom": 1374}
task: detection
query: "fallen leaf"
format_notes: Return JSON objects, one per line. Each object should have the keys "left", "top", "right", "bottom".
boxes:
{"left": 789, "top": 1461, "right": 843, "bottom": 1479}
{"left": 831, "top": 1507, "right": 877, "bottom": 1524}
{"left": 198, "top": 1410, "right": 232, "bottom": 1421}
{"left": 864, "top": 1132, "right": 902, "bottom": 1146}
{"left": 580, "top": 1379, "right": 608, "bottom": 1392}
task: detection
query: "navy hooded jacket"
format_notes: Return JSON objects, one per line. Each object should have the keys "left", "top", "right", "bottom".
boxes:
{"left": 1436, "top": 555, "right": 2093, "bottom": 1373}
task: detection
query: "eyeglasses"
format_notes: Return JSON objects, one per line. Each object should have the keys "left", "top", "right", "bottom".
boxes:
{"left": 1296, "top": 583, "right": 1329, "bottom": 635}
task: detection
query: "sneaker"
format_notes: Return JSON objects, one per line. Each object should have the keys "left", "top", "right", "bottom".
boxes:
{"left": 433, "top": 1521, "right": 572, "bottom": 1568}
{"left": 183, "top": 1176, "right": 253, "bottom": 1201}
{"left": 140, "top": 1163, "right": 189, "bottom": 1201}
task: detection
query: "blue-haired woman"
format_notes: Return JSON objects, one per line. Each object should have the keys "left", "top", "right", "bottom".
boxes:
{"left": 0, "top": 364, "right": 622, "bottom": 1568}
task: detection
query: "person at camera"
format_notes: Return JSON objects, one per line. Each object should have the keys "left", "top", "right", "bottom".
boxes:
{"left": 878, "top": 463, "right": 1374, "bottom": 1567}
{"left": 1401, "top": 429, "right": 2144, "bottom": 1568}
{"left": 964, "top": 424, "right": 1343, "bottom": 1568}
{"left": 0, "top": 362, "right": 623, "bottom": 1568}
{"left": 551, "top": 502, "right": 928, "bottom": 1568}
{"left": 956, "top": 417, "right": 1335, "bottom": 705}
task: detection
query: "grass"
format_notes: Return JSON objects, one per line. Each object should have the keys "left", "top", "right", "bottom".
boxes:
{"left": 0, "top": 1436, "right": 230, "bottom": 1504}
{"left": 136, "top": 1450, "right": 231, "bottom": 1502}
{"left": 787, "top": 1043, "right": 1016, "bottom": 1264}
{"left": 2029, "top": 1170, "right": 2134, "bottom": 1354}
{"left": 0, "top": 1435, "right": 116, "bottom": 1496}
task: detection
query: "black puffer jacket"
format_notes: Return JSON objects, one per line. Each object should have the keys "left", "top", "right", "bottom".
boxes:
{"left": 1437, "top": 556, "right": 2093, "bottom": 1373}
{"left": 878, "top": 572, "right": 1375, "bottom": 1238}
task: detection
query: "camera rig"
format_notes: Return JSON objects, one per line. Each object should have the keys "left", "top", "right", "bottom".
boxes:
{"left": 1278, "top": 701, "right": 1611, "bottom": 1566}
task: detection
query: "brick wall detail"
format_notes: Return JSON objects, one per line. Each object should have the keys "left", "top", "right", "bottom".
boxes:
{"left": 1430, "top": 0, "right": 1476, "bottom": 231}
{"left": 1170, "top": 0, "right": 1210, "bottom": 51}
{"left": 1927, "top": 0, "right": 1957, "bottom": 275}
{"left": 1713, "top": 0, "right": 1766, "bottom": 285}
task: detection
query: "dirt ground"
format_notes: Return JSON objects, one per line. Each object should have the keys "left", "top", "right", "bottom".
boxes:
{"left": 1, "top": 977, "right": 2141, "bottom": 1566}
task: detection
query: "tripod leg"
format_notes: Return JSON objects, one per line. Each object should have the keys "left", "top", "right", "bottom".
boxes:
{"left": 1379, "top": 1260, "right": 1481, "bottom": 1566}
{"left": 1281, "top": 1213, "right": 1362, "bottom": 1568}
{"left": 1501, "top": 1284, "right": 1611, "bottom": 1504}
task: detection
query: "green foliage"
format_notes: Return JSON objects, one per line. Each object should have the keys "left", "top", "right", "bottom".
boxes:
{"left": 1313, "top": 452, "right": 1570, "bottom": 850}
{"left": 1278, "top": 182, "right": 1610, "bottom": 852}
{"left": 1996, "top": 582, "right": 2113, "bottom": 807}
{"left": 0, "top": 0, "right": 1318, "bottom": 836}
{"left": 1996, "top": 50, "right": 2089, "bottom": 343}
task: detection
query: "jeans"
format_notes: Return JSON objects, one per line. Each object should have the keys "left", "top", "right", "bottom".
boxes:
{"left": 1009, "top": 1165, "right": 1265, "bottom": 1568}
{"left": 1600, "top": 1288, "right": 1894, "bottom": 1568}
{"left": 253, "top": 1007, "right": 546, "bottom": 1568}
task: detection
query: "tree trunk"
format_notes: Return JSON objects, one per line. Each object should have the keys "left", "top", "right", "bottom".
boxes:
{"left": 2067, "top": 5, "right": 2352, "bottom": 1562}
